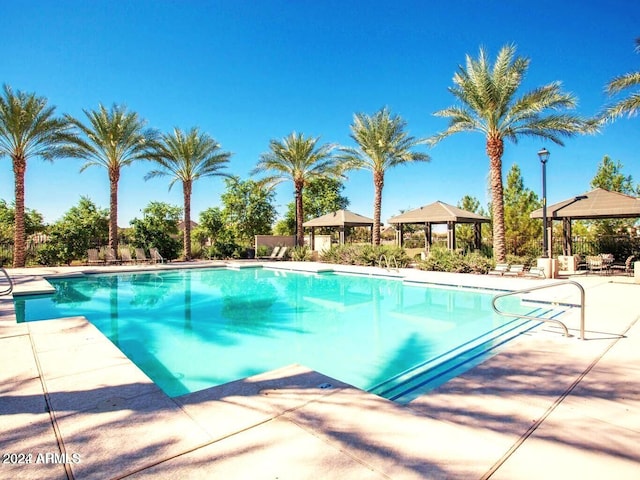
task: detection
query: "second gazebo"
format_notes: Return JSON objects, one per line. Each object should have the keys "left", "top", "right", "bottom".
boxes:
{"left": 303, "top": 209, "right": 374, "bottom": 248}
{"left": 388, "top": 201, "right": 490, "bottom": 251}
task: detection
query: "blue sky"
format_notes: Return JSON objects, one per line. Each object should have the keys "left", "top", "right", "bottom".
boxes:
{"left": 1, "top": 0, "right": 639, "bottom": 227}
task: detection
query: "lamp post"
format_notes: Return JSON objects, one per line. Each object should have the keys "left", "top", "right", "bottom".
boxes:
{"left": 537, "top": 147, "right": 550, "bottom": 258}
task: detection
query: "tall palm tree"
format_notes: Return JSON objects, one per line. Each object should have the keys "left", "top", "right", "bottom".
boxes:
{"left": 68, "top": 104, "right": 158, "bottom": 250}
{"left": 0, "top": 85, "right": 82, "bottom": 267}
{"left": 430, "top": 45, "right": 596, "bottom": 262}
{"left": 146, "top": 127, "right": 232, "bottom": 260}
{"left": 252, "top": 132, "right": 340, "bottom": 247}
{"left": 601, "top": 38, "right": 640, "bottom": 122}
{"left": 339, "top": 107, "right": 430, "bottom": 245}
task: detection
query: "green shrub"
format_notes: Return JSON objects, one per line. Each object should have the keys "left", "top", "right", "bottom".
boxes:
{"left": 417, "top": 247, "right": 493, "bottom": 274}
{"left": 320, "top": 244, "right": 410, "bottom": 267}
{"left": 256, "top": 245, "right": 270, "bottom": 258}
{"left": 290, "top": 245, "right": 312, "bottom": 261}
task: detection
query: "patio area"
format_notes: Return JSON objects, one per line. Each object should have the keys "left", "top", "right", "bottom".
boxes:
{"left": 1, "top": 261, "right": 638, "bottom": 479}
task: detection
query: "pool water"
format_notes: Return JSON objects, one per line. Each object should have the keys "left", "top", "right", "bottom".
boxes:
{"left": 15, "top": 267, "right": 528, "bottom": 399}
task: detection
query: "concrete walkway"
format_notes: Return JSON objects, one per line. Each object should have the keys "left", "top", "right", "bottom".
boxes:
{"left": 1, "top": 262, "right": 638, "bottom": 479}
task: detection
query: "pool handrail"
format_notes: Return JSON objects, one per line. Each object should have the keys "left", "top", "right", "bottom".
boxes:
{"left": 378, "top": 254, "right": 399, "bottom": 271}
{"left": 491, "top": 280, "right": 585, "bottom": 340}
{"left": 0, "top": 267, "right": 14, "bottom": 296}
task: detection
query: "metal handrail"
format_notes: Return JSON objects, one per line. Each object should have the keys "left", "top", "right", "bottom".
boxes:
{"left": 377, "top": 254, "right": 399, "bottom": 271}
{"left": 492, "top": 280, "right": 585, "bottom": 340}
{"left": 0, "top": 267, "right": 14, "bottom": 296}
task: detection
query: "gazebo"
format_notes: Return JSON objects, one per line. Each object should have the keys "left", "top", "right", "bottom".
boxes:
{"left": 387, "top": 201, "right": 490, "bottom": 251}
{"left": 530, "top": 188, "right": 640, "bottom": 255}
{"left": 303, "top": 209, "right": 374, "bottom": 248}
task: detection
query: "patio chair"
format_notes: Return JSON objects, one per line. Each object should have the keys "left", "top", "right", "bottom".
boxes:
{"left": 149, "top": 247, "right": 165, "bottom": 263}
{"left": 135, "top": 248, "right": 151, "bottom": 263}
{"left": 524, "top": 267, "right": 545, "bottom": 278}
{"left": 105, "top": 248, "right": 121, "bottom": 265}
{"left": 586, "top": 255, "right": 604, "bottom": 274}
{"left": 118, "top": 247, "right": 134, "bottom": 264}
{"left": 87, "top": 248, "right": 104, "bottom": 265}
{"left": 611, "top": 255, "right": 635, "bottom": 276}
{"left": 488, "top": 264, "right": 509, "bottom": 275}
{"left": 259, "top": 246, "right": 280, "bottom": 260}
{"left": 503, "top": 265, "right": 525, "bottom": 276}
{"left": 274, "top": 246, "right": 288, "bottom": 261}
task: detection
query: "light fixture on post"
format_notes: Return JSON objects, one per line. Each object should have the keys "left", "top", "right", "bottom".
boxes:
{"left": 537, "top": 147, "right": 550, "bottom": 258}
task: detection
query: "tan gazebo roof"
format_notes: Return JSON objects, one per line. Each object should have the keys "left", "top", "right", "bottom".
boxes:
{"left": 303, "top": 209, "right": 374, "bottom": 227}
{"left": 387, "top": 201, "right": 490, "bottom": 224}
{"left": 530, "top": 188, "right": 640, "bottom": 220}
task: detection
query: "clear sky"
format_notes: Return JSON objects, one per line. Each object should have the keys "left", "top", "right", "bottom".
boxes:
{"left": 1, "top": 0, "right": 639, "bottom": 227}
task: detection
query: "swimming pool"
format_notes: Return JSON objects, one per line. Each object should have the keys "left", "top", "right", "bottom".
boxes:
{"left": 15, "top": 267, "right": 534, "bottom": 401}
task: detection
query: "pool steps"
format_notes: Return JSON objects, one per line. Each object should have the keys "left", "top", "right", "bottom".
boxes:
{"left": 369, "top": 305, "right": 571, "bottom": 404}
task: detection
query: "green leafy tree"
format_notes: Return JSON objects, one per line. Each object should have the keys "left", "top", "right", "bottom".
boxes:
{"left": 0, "top": 199, "right": 45, "bottom": 243}
{"left": 590, "top": 155, "right": 639, "bottom": 195}
{"left": 589, "top": 155, "right": 640, "bottom": 235}
{"left": 601, "top": 38, "right": 640, "bottom": 122}
{"left": 146, "top": 127, "right": 232, "bottom": 260}
{"left": 456, "top": 195, "right": 488, "bottom": 250}
{"left": 68, "top": 104, "right": 158, "bottom": 250}
{"left": 193, "top": 207, "right": 224, "bottom": 245}
{"left": 129, "top": 201, "right": 182, "bottom": 260}
{"left": 0, "top": 85, "right": 83, "bottom": 267}
{"left": 503, "top": 164, "right": 542, "bottom": 255}
{"left": 221, "top": 177, "right": 277, "bottom": 246}
{"left": 252, "top": 132, "right": 341, "bottom": 246}
{"left": 430, "top": 45, "right": 596, "bottom": 262}
{"left": 339, "top": 107, "right": 429, "bottom": 245}
{"left": 280, "top": 177, "right": 350, "bottom": 234}
{"left": 37, "top": 197, "right": 109, "bottom": 265}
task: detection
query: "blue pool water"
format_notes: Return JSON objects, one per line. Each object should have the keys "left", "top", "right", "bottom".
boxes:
{"left": 15, "top": 267, "right": 532, "bottom": 400}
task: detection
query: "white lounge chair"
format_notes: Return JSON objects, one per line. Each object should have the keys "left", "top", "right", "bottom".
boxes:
{"left": 87, "top": 248, "right": 104, "bottom": 265}
{"left": 135, "top": 248, "right": 151, "bottom": 263}
{"left": 488, "top": 264, "right": 509, "bottom": 275}
{"left": 150, "top": 247, "right": 165, "bottom": 263}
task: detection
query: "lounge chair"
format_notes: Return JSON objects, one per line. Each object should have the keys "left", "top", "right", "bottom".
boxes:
{"left": 87, "top": 248, "right": 104, "bottom": 265}
{"left": 259, "top": 246, "right": 280, "bottom": 260}
{"left": 119, "top": 247, "right": 134, "bottom": 264}
{"left": 135, "top": 248, "right": 151, "bottom": 263}
{"left": 488, "top": 264, "right": 509, "bottom": 275}
{"left": 105, "top": 248, "right": 121, "bottom": 265}
{"left": 524, "top": 267, "right": 545, "bottom": 278}
{"left": 611, "top": 255, "right": 635, "bottom": 276}
{"left": 274, "top": 246, "right": 288, "bottom": 261}
{"left": 503, "top": 265, "right": 525, "bottom": 276}
{"left": 149, "top": 247, "right": 165, "bottom": 263}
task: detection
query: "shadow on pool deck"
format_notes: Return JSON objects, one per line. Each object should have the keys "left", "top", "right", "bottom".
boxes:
{"left": 1, "top": 263, "right": 639, "bottom": 479}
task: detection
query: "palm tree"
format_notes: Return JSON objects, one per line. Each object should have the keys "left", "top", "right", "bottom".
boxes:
{"left": 601, "top": 38, "right": 640, "bottom": 122}
{"left": 146, "top": 127, "right": 232, "bottom": 260}
{"left": 339, "top": 107, "right": 430, "bottom": 245}
{"left": 430, "top": 45, "right": 596, "bottom": 262}
{"left": 68, "top": 104, "right": 158, "bottom": 250}
{"left": 252, "top": 132, "right": 340, "bottom": 247}
{"left": 0, "top": 85, "right": 82, "bottom": 267}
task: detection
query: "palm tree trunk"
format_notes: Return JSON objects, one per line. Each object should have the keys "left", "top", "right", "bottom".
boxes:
{"left": 487, "top": 135, "right": 506, "bottom": 263}
{"left": 12, "top": 156, "right": 26, "bottom": 268}
{"left": 372, "top": 170, "right": 384, "bottom": 246}
{"left": 295, "top": 180, "right": 304, "bottom": 247}
{"left": 183, "top": 180, "right": 192, "bottom": 260}
{"left": 109, "top": 168, "right": 120, "bottom": 251}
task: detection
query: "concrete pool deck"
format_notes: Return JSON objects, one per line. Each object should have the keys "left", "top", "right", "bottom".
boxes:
{"left": 1, "top": 261, "right": 638, "bottom": 479}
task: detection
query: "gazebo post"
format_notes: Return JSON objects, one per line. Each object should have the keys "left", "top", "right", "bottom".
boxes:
{"left": 473, "top": 222, "right": 481, "bottom": 251}
{"left": 310, "top": 227, "right": 316, "bottom": 251}
{"left": 562, "top": 217, "right": 572, "bottom": 256}
{"left": 424, "top": 222, "right": 432, "bottom": 252}
{"left": 396, "top": 223, "right": 404, "bottom": 247}
{"left": 339, "top": 226, "right": 345, "bottom": 245}
{"left": 447, "top": 221, "right": 455, "bottom": 250}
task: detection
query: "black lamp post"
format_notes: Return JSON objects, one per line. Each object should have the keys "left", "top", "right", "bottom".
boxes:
{"left": 537, "top": 147, "right": 550, "bottom": 258}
